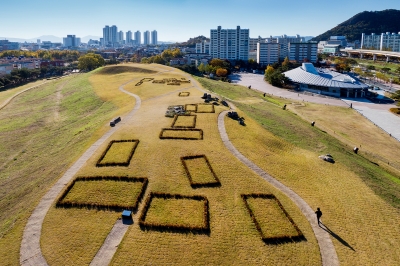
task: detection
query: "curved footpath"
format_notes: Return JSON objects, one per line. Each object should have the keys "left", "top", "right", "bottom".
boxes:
{"left": 217, "top": 106, "right": 339, "bottom": 266}
{"left": 19, "top": 77, "right": 144, "bottom": 266}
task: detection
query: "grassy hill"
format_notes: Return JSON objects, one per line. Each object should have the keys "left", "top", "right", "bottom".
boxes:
{"left": 1, "top": 64, "right": 399, "bottom": 265}
{"left": 312, "top": 9, "right": 400, "bottom": 42}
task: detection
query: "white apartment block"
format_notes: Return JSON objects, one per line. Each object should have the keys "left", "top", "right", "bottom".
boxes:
{"left": 361, "top": 32, "right": 400, "bottom": 52}
{"left": 288, "top": 42, "right": 318, "bottom": 63}
{"left": 118, "top": 31, "right": 124, "bottom": 44}
{"left": 195, "top": 41, "right": 210, "bottom": 54}
{"left": 151, "top": 30, "right": 158, "bottom": 45}
{"left": 102, "top": 25, "right": 118, "bottom": 46}
{"left": 210, "top": 26, "right": 249, "bottom": 61}
{"left": 257, "top": 42, "right": 279, "bottom": 65}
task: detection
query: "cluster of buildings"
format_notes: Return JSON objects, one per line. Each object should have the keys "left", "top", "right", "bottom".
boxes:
{"left": 0, "top": 56, "right": 65, "bottom": 76}
{"left": 101, "top": 25, "right": 157, "bottom": 47}
{"left": 361, "top": 32, "right": 400, "bottom": 52}
{"left": 194, "top": 26, "right": 318, "bottom": 67}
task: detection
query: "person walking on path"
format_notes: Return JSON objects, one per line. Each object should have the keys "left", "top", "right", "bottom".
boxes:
{"left": 315, "top": 208, "right": 322, "bottom": 225}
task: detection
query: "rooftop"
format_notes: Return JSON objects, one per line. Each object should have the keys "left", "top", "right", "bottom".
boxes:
{"left": 284, "top": 63, "right": 369, "bottom": 89}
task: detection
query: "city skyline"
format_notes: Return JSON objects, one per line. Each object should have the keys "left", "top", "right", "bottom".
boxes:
{"left": 0, "top": 0, "right": 398, "bottom": 42}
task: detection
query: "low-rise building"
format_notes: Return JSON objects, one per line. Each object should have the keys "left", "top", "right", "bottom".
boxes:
{"left": 284, "top": 63, "right": 368, "bottom": 98}
{"left": 0, "top": 57, "right": 41, "bottom": 76}
{"left": 0, "top": 40, "right": 20, "bottom": 51}
{"left": 195, "top": 41, "right": 210, "bottom": 54}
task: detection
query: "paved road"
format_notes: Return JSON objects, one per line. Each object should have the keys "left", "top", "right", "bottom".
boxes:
{"left": 231, "top": 73, "right": 400, "bottom": 141}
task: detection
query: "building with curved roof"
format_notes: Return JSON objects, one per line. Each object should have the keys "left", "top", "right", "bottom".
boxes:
{"left": 284, "top": 63, "right": 369, "bottom": 98}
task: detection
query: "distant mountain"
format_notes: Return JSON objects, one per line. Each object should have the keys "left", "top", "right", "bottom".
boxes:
{"left": 176, "top": 36, "right": 210, "bottom": 47}
{"left": 312, "top": 9, "right": 400, "bottom": 42}
{"left": 0, "top": 35, "right": 62, "bottom": 43}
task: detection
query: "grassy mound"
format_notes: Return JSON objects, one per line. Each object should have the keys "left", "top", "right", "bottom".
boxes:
{"left": 96, "top": 65, "right": 156, "bottom": 75}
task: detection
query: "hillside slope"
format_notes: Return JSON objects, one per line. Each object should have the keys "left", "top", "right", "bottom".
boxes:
{"left": 312, "top": 9, "right": 400, "bottom": 42}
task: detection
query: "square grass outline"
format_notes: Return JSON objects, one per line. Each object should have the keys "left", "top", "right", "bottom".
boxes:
{"left": 241, "top": 193, "right": 305, "bottom": 244}
{"left": 96, "top": 139, "right": 139, "bottom": 167}
{"left": 178, "top": 92, "right": 190, "bottom": 97}
{"left": 196, "top": 103, "right": 215, "bottom": 113}
{"left": 185, "top": 104, "right": 197, "bottom": 112}
{"left": 159, "top": 128, "right": 203, "bottom": 140}
{"left": 171, "top": 114, "right": 197, "bottom": 128}
{"left": 139, "top": 192, "right": 210, "bottom": 233}
{"left": 56, "top": 176, "right": 148, "bottom": 212}
{"left": 181, "top": 155, "right": 221, "bottom": 188}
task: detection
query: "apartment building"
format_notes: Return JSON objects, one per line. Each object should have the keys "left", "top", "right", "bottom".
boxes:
{"left": 0, "top": 40, "right": 20, "bottom": 51}
{"left": 126, "top": 31, "right": 133, "bottom": 45}
{"left": 288, "top": 42, "right": 318, "bottom": 63}
{"left": 151, "top": 30, "right": 158, "bottom": 45}
{"left": 210, "top": 26, "right": 249, "bottom": 61}
{"left": 134, "top": 31, "right": 141, "bottom": 45}
{"left": 195, "top": 41, "right": 210, "bottom": 54}
{"left": 63, "top": 35, "right": 81, "bottom": 48}
{"left": 0, "top": 58, "right": 41, "bottom": 76}
{"left": 362, "top": 32, "right": 400, "bottom": 52}
{"left": 257, "top": 42, "right": 279, "bottom": 65}
{"left": 143, "top": 31, "right": 150, "bottom": 45}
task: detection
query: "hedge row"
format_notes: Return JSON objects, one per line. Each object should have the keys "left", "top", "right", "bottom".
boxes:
{"left": 178, "top": 92, "right": 190, "bottom": 97}
{"left": 241, "top": 194, "right": 305, "bottom": 244}
{"left": 181, "top": 155, "right": 221, "bottom": 188}
{"left": 96, "top": 139, "right": 139, "bottom": 167}
{"left": 196, "top": 103, "right": 215, "bottom": 113}
{"left": 56, "top": 176, "right": 149, "bottom": 212}
{"left": 139, "top": 192, "right": 210, "bottom": 233}
{"left": 159, "top": 128, "right": 203, "bottom": 140}
{"left": 135, "top": 77, "right": 154, "bottom": 86}
{"left": 171, "top": 114, "right": 197, "bottom": 128}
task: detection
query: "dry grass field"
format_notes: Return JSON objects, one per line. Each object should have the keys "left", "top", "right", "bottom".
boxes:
{"left": 140, "top": 196, "right": 207, "bottom": 229}
{"left": 224, "top": 106, "right": 400, "bottom": 265}
{"left": 97, "top": 140, "right": 139, "bottom": 166}
{"left": 41, "top": 66, "right": 320, "bottom": 265}
{"left": 5, "top": 63, "right": 399, "bottom": 265}
{"left": 185, "top": 104, "right": 197, "bottom": 112}
{"left": 160, "top": 128, "right": 203, "bottom": 139}
{"left": 244, "top": 196, "right": 301, "bottom": 240}
{"left": 196, "top": 103, "right": 215, "bottom": 113}
{"left": 181, "top": 155, "right": 220, "bottom": 187}
{"left": 286, "top": 102, "right": 400, "bottom": 174}
{"left": 172, "top": 114, "right": 197, "bottom": 128}
{"left": 60, "top": 179, "right": 145, "bottom": 207}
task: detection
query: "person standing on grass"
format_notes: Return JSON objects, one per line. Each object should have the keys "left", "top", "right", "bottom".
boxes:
{"left": 315, "top": 208, "right": 322, "bottom": 225}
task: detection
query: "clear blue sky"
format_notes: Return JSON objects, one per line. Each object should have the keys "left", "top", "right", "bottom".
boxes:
{"left": 0, "top": 0, "right": 398, "bottom": 42}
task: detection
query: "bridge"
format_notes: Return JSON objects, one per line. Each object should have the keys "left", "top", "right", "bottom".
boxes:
{"left": 340, "top": 49, "right": 400, "bottom": 62}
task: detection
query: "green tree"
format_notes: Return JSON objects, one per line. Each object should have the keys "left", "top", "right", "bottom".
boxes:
{"left": 198, "top": 63, "right": 205, "bottom": 73}
{"left": 265, "top": 65, "right": 275, "bottom": 77}
{"left": 77, "top": 53, "right": 105, "bottom": 71}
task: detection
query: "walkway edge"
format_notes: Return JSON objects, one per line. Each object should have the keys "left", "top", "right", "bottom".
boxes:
{"left": 19, "top": 80, "right": 142, "bottom": 266}
{"left": 217, "top": 110, "right": 339, "bottom": 266}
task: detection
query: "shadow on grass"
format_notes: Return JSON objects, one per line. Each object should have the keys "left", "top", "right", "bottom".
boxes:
{"left": 263, "top": 235, "right": 307, "bottom": 245}
{"left": 320, "top": 223, "right": 355, "bottom": 251}
{"left": 139, "top": 225, "right": 210, "bottom": 236}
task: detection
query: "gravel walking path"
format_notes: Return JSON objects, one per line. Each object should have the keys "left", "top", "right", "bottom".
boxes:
{"left": 217, "top": 105, "right": 339, "bottom": 266}
{"left": 20, "top": 77, "right": 142, "bottom": 266}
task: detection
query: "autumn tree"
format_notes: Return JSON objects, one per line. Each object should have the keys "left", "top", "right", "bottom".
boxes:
{"left": 216, "top": 68, "right": 228, "bottom": 77}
